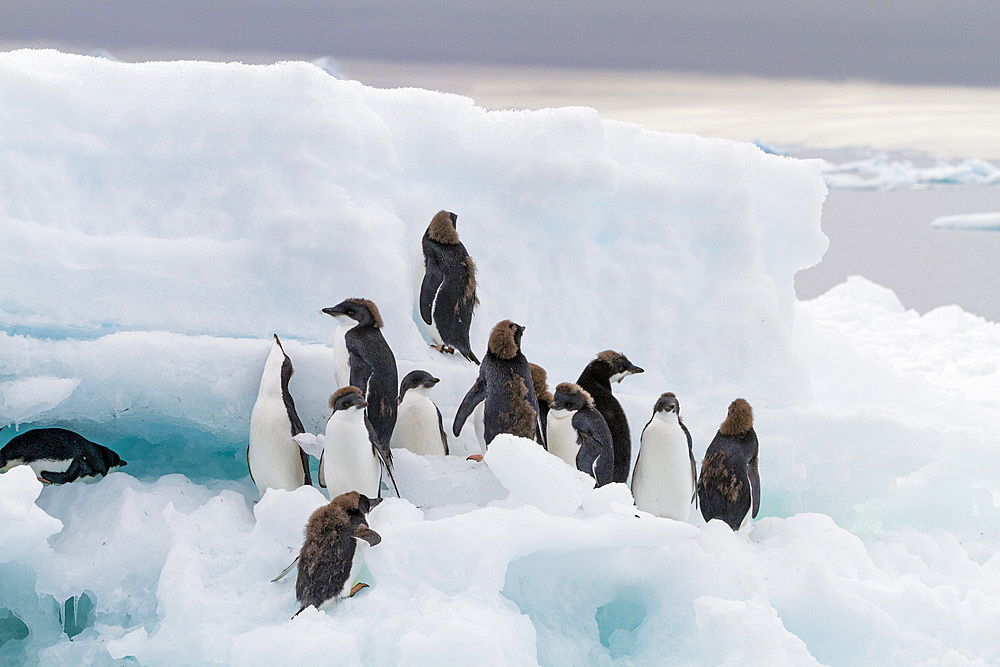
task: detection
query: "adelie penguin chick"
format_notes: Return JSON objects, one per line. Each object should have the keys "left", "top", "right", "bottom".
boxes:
{"left": 295, "top": 491, "right": 383, "bottom": 615}
{"left": 529, "top": 363, "right": 553, "bottom": 438}
{"left": 248, "top": 334, "right": 311, "bottom": 499}
{"left": 697, "top": 398, "right": 760, "bottom": 531}
{"left": 322, "top": 298, "right": 398, "bottom": 457}
{"left": 453, "top": 320, "right": 542, "bottom": 451}
{"left": 631, "top": 392, "right": 697, "bottom": 521}
{"left": 0, "top": 427, "right": 126, "bottom": 484}
{"left": 294, "top": 386, "right": 397, "bottom": 501}
{"left": 546, "top": 383, "right": 613, "bottom": 486}
{"left": 389, "top": 370, "right": 448, "bottom": 456}
{"left": 576, "top": 350, "right": 644, "bottom": 484}
{"left": 419, "top": 210, "right": 480, "bottom": 364}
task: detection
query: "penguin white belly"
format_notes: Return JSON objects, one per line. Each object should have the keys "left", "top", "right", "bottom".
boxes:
{"left": 631, "top": 419, "right": 694, "bottom": 521}
{"left": 23, "top": 458, "right": 73, "bottom": 477}
{"left": 473, "top": 402, "right": 486, "bottom": 452}
{"left": 332, "top": 322, "right": 352, "bottom": 388}
{"left": 546, "top": 410, "right": 580, "bottom": 469}
{"left": 249, "top": 398, "right": 303, "bottom": 495}
{"left": 426, "top": 289, "right": 445, "bottom": 347}
{"left": 390, "top": 394, "right": 445, "bottom": 456}
{"left": 322, "top": 419, "right": 381, "bottom": 500}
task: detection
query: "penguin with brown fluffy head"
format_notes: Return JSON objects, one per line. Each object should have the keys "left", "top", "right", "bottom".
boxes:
{"left": 697, "top": 398, "right": 760, "bottom": 531}
{"left": 295, "top": 491, "right": 383, "bottom": 615}
{"left": 576, "top": 350, "right": 644, "bottom": 484}
{"left": 546, "top": 382, "right": 614, "bottom": 486}
{"left": 529, "top": 363, "right": 553, "bottom": 437}
{"left": 453, "top": 320, "right": 541, "bottom": 450}
{"left": 419, "top": 210, "right": 480, "bottom": 364}
{"left": 322, "top": 298, "right": 398, "bottom": 457}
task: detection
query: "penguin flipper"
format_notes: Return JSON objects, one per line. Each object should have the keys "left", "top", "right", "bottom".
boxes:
{"left": 749, "top": 454, "right": 761, "bottom": 518}
{"left": 318, "top": 451, "right": 326, "bottom": 488}
{"left": 347, "top": 347, "right": 373, "bottom": 399}
{"left": 271, "top": 556, "right": 300, "bottom": 583}
{"left": 247, "top": 445, "right": 255, "bottom": 484}
{"left": 299, "top": 446, "right": 312, "bottom": 487}
{"left": 436, "top": 405, "right": 449, "bottom": 456}
{"left": 419, "top": 255, "right": 443, "bottom": 326}
{"left": 353, "top": 524, "right": 382, "bottom": 547}
{"left": 39, "top": 456, "right": 91, "bottom": 484}
{"left": 453, "top": 375, "right": 486, "bottom": 437}
{"left": 682, "top": 422, "right": 698, "bottom": 506}
{"left": 368, "top": 417, "right": 400, "bottom": 498}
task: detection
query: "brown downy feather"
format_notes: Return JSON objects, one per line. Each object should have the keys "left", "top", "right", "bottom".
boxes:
{"left": 458, "top": 255, "right": 479, "bottom": 311}
{"left": 345, "top": 298, "right": 384, "bottom": 328}
{"left": 699, "top": 450, "right": 741, "bottom": 502}
{"left": 596, "top": 350, "right": 621, "bottom": 364}
{"left": 488, "top": 320, "right": 519, "bottom": 360}
{"left": 499, "top": 376, "right": 537, "bottom": 439}
{"left": 719, "top": 398, "right": 753, "bottom": 437}
{"left": 329, "top": 386, "right": 363, "bottom": 409}
{"left": 554, "top": 382, "right": 595, "bottom": 410}
{"left": 427, "top": 210, "right": 460, "bottom": 245}
{"left": 529, "top": 363, "right": 552, "bottom": 405}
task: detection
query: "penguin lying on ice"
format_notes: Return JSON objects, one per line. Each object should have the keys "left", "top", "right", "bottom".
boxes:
{"left": 0, "top": 427, "right": 126, "bottom": 484}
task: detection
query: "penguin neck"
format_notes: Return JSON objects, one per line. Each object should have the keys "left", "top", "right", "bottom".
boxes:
{"left": 335, "top": 406, "right": 367, "bottom": 423}
{"left": 548, "top": 408, "right": 574, "bottom": 421}
{"left": 578, "top": 362, "right": 613, "bottom": 391}
{"left": 257, "top": 345, "right": 286, "bottom": 399}
{"left": 654, "top": 411, "right": 680, "bottom": 427}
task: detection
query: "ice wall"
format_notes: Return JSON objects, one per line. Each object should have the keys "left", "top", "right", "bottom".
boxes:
{"left": 0, "top": 49, "right": 826, "bottom": 465}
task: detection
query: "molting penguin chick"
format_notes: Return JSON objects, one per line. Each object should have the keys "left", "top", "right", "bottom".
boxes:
{"left": 529, "top": 363, "right": 553, "bottom": 438}
{"left": 697, "top": 398, "right": 760, "bottom": 531}
{"left": 0, "top": 427, "right": 126, "bottom": 484}
{"left": 389, "top": 370, "right": 448, "bottom": 456}
{"left": 419, "top": 210, "right": 480, "bottom": 364}
{"left": 631, "top": 392, "right": 696, "bottom": 521}
{"left": 320, "top": 386, "right": 387, "bottom": 501}
{"left": 248, "top": 334, "right": 311, "bottom": 498}
{"left": 322, "top": 298, "right": 398, "bottom": 456}
{"left": 453, "top": 320, "right": 541, "bottom": 447}
{"left": 546, "top": 383, "right": 614, "bottom": 486}
{"left": 576, "top": 350, "right": 644, "bottom": 484}
{"left": 295, "top": 491, "right": 383, "bottom": 615}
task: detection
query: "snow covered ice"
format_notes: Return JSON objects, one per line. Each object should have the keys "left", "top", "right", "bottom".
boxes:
{"left": 1, "top": 49, "right": 1000, "bottom": 665}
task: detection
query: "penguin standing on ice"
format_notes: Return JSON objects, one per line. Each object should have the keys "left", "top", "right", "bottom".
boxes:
{"left": 322, "top": 298, "right": 398, "bottom": 455}
{"left": 576, "top": 350, "right": 644, "bottom": 484}
{"left": 529, "top": 363, "right": 553, "bottom": 437}
{"left": 419, "top": 210, "right": 480, "bottom": 363}
{"left": 697, "top": 398, "right": 760, "bottom": 531}
{"left": 545, "top": 383, "right": 613, "bottom": 486}
{"left": 248, "top": 334, "right": 311, "bottom": 498}
{"left": 389, "top": 370, "right": 448, "bottom": 456}
{"left": 631, "top": 392, "right": 697, "bottom": 521}
{"left": 295, "top": 491, "right": 383, "bottom": 615}
{"left": 0, "top": 427, "right": 126, "bottom": 484}
{"left": 453, "top": 320, "right": 541, "bottom": 450}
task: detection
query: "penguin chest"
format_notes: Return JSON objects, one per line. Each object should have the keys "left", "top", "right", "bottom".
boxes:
{"left": 632, "top": 419, "right": 694, "bottom": 521}
{"left": 332, "top": 323, "right": 352, "bottom": 388}
{"left": 426, "top": 288, "right": 444, "bottom": 346}
{"left": 473, "top": 402, "right": 486, "bottom": 450}
{"left": 546, "top": 410, "right": 580, "bottom": 469}
{"left": 249, "top": 395, "right": 303, "bottom": 494}
{"left": 322, "top": 418, "right": 380, "bottom": 499}
{"left": 390, "top": 394, "right": 444, "bottom": 456}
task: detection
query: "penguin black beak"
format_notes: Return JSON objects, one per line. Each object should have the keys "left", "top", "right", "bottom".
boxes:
{"left": 630, "top": 365, "right": 645, "bottom": 375}
{"left": 321, "top": 307, "right": 340, "bottom": 317}
{"left": 369, "top": 496, "right": 384, "bottom": 509}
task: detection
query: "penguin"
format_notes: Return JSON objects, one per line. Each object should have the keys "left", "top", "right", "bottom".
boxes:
{"left": 248, "top": 334, "right": 311, "bottom": 498}
{"left": 295, "top": 491, "right": 383, "bottom": 615}
{"left": 322, "top": 298, "right": 398, "bottom": 455}
{"left": 529, "top": 363, "right": 552, "bottom": 437}
{"left": 453, "top": 320, "right": 541, "bottom": 449}
{"left": 313, "top": 386, "right": 392, "bottom": 501}
{"left": 0, "top": 427, "right": 126, "bottom": 484}
{"left": 576, "top": 350, "right": 644, "bottom": 484}
{"left": 631, "top": 392, "right": 697, "bottom": 521}
{"left": 389, "top": 370, "right": 448, "bottom": 456}
{"left": 697, "top": 398, "right": 760, "bottom": 531}
{"left": 545, "top": 383, "right": 613, "bottom": 486}
{"left": 419, "top": 210, "right": 480, "bottom": 363}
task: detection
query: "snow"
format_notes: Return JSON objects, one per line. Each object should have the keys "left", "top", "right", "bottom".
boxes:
{"left": 932, "top": 212, "right": 1000, "bottom": 231}
{"left": 1, "top": 49, "right": 999, "bottom": 664}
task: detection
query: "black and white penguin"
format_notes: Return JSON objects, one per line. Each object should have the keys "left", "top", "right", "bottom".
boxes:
{"left": 545, "top": 383, "right": 613, "bottom": 486}
{"left": 529, "top": 363, "right": 553, "bottom": 438}
{"left": 248, "top": 334, "right": 311, "bottom": 498}
{"left": 419, "top": 210, "right": 480, "bottom": 364}
{"left": 631, "top": 392, "right": 697, "bottom": 521}
{"left": 389, "top": 370, "right": 448, "bottom": 456}
{"left": 0, "top": 427, "right": 126, "bottom": 484}
{"left": 295, "top": 491, "right": 383, "bottom": 615}
{"left": 576, "top": 350, "right": 644, "bottom": 484}
{"left": 697, "top": 398, "right": 760, "bottom": 531}
{"left": 453, "top": 320, "right": 541, "bottom": 449}
{"left": 310, "top": 386, "right": 391, "bottom": 501}
{"left": 322, "top": 298, "right": 398, "bottom": 455}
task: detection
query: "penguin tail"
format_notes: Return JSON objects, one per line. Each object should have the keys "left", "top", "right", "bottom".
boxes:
{"left": 461, "top": 349, "right": 480, "bottom": 365}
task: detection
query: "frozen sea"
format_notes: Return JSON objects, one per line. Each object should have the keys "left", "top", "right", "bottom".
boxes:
{"left": 1, "top": 51, "right": 999, "bottom": 666}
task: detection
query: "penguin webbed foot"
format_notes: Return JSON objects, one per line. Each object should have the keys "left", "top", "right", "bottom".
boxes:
{"left": 349, "top": 582, "right": 369, "bottom": 597}
{"left": 466, "top": 454, "right": 484, "bottom": 462}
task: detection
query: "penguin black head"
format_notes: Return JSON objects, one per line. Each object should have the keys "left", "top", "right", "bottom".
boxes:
{"left": 102, "top": 447, "right": 127, "bottom": 470}
{"left": 550, "top": 383, "right": 594, "bottom": 412}
{"left": 595, "top": 350, "right": 644, "bottom": 383}
{"left": 653, "top": 392, "right": 681, "bottom": 416}
{"left": 488, "top": 320, "right": 525, "bottom": 360}
{"left": 427, "top": 210, "right": 460, "bottom": 244}
{"left": 272, "top": 333, "right": 295, "bottom": 383}
{"left": 322, "top": 298, "right": 383, "bottom": 328}
{"left": 719, "top": 398, "right": 753, "bottom": 437}
{"left": 329, "top": 386, "right": 367, "bottom": 412}
{"left": 399, "top": 370, "right": 440, "bottom": 401}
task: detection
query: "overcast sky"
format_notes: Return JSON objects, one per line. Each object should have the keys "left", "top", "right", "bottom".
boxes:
{"left": 3, "top": 1, "right": 998, "bottom": 87}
